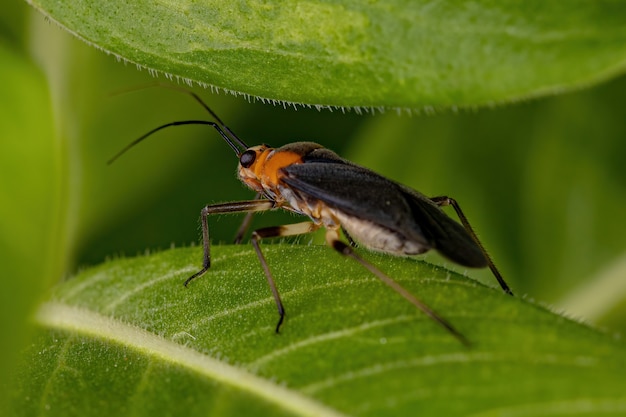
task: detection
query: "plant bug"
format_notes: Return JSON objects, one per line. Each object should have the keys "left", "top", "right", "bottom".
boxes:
{"left": 109, "top": 88, "right": 513, "bottom": 346}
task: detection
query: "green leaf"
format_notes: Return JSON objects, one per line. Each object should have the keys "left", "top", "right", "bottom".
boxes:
{"left": 8, "top": 245, "right": 626, "bottom": 416}
{"left": 24, "top": 0, "right": 626, "bottom": 108}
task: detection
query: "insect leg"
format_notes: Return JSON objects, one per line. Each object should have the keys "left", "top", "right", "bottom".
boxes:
{"left": 233, "top": 192, "right": 263, "bottom": 244}
{"left": 251, "top": 221, "right": 321, "bottom": 333}
{"left": 430, "top": 196, "right": 513, "bottom": 295}
{"left": 341, "top": 227, "right": 358, "bottom": 248}
{"left": 184, "top": 200, "right": 275, "bottom": 287}
{"left": 325, "top": 228, "right": 470, "bottom": 346}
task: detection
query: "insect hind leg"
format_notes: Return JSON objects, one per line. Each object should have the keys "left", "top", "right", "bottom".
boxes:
{"left": 325, "top": 229, "right": 469, "bottom": 346}
{"left": 430, "top": 196, "right": 513, "bottom": 295}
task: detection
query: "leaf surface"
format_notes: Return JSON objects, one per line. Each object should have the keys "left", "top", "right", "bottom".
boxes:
{"left": 25, "top": 0, "right": 626, "bottom": 108}
{"left": 9, "top": 245, "right": 626, "bottom": 416}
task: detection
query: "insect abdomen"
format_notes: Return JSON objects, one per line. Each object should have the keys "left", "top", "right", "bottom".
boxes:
{"left": 333, "top": 210, "right": 431, "bottom": 256}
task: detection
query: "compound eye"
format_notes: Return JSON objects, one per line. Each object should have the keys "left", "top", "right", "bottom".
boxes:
{"left": 239, "top": 150, "right": 257, "bottom": 168}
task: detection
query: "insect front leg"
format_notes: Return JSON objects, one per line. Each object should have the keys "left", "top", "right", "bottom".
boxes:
{"left": 250, "top": 221, "right": 321, "bottom": 333}
{"left": 184, "top": 199, "right": 275, "bottom": 287}
{"left": 430, "top": 196, "right": 513, "bottom": 295}
{"left": 325, "top": 228, "right": 470, "bottom": 346}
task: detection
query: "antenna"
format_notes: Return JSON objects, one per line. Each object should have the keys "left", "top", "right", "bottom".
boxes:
{"left": 107, "top": 84, "right": 249, "bottom": 164}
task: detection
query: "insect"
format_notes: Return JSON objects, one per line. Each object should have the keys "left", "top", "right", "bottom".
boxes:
{"left": 109, "top": 87, "right": 513, "bottom": 345}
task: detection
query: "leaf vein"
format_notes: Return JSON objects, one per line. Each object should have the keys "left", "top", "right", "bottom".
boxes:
{"left": 36, "top": 302, "right": 347, "bottom": 417}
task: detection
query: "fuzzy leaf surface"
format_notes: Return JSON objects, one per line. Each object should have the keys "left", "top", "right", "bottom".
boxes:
{"left": 8, "top": 245, "right": 626, "bottom": 416}
{"left": 25, "top": 0, "right": 626, "bottom": 108}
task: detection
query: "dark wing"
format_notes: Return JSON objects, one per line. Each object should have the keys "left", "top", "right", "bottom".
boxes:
{"left": 281, "top": 154, "right": 487, "bottom": 268}
{"left": 398, "top": 184, "right": 487, "bottom": 267}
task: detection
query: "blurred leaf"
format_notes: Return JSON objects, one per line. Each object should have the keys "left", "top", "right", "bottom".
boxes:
{"left": 0, "top": 0, "right": 27, "bottom": 42}
{"left": 0, "top": 40, "right": 59, "bottom": 407}
{"left": 557, "top": 252, "right": 626, "bottom": 328}
{"left": 8, "top": 246, "right": 626, "bottom": 416}
{"left": 24, "top": 0, "right": 626, "bottom": 108}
